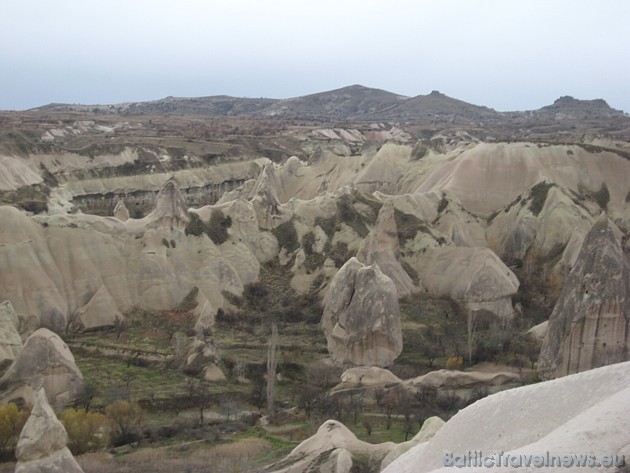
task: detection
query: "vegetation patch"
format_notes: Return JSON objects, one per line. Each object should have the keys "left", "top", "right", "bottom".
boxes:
{"left": 394, "top": 209, "right": 432, "bottom": 245}
{"left": 528, "top": 181, "right": 554, "bottom": 216}
{"left": 272, "top": 220, "right": 300, "bottom": 253}
{"left": 185, "top": 210, "right": 232, "bottom": 245}
{"left": 592, "top": 183, "right": 610, "bottom": 210}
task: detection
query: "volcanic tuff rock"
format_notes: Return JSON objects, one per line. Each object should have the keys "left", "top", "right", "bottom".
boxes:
{"left": 15, "top": 389, "right": 84, "bottom": 473}
{"left": 113, "top": 199, "right": 129, "bottom": 221}
{"left": 321, "top": 258, "right": 402, "bottom": 367}
{"left": 486, "top": 180, "right": 594, "bottom": 269}
{"left": 141, "top": 177, "right": 190, "bottom": 229}
{"left": 0, "top": 300, "right": 23, "bottom": 370}
{"left": 264, "top": 419, "right": 394, "bottom": 473}
{"left": 382, "top": 361, "right": 630, "bottom": 473}
{"left": 404, "top": 247, "right": 519, "bottom": 323}
{"left": 0, "top": 177, "right": 264, "bottom": 332}
{"left": 356, "top": 200, "right": 415, "bottom": 297}
{"left": 0, "top": 328, "right": 84, "bottom": 407}
{"left": 538, "top": 218, "right": 630, "bottom": 379}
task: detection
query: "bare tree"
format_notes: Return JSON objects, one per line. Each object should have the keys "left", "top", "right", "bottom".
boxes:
{"left": 266, "top": 322, "right": 279, "bottom": 419}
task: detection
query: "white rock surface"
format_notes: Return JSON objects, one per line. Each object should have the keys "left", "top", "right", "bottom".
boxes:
{"left": 0, "top": 328, "right": 84, "bottom": 407}
{"left": 0, "top": 300, "right": 23, "bottom": 370}
{"left": 15, "top": 389, "right": 84, "bottom": 473}
{"left": 383, "top": 361, "right": 630, "bottom": 473}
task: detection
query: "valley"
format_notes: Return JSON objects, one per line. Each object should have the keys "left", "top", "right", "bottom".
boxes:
{"left": 0, "top": 85, "right": 628, "bottom": 472}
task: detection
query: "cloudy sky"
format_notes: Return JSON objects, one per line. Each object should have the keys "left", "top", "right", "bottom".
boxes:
{"left": 1, "top": 0, "right": 628, "bottom": 112}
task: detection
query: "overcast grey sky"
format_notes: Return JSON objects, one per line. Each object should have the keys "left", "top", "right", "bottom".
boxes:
{"left": 1, "top": 0, "right": 629, "bottom": 112}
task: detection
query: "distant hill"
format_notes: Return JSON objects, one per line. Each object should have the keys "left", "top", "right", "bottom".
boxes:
{"left": 30, "top": 85, "right": 627, "bottom": 125}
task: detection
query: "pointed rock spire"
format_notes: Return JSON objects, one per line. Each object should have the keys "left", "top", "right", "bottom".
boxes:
{"left": 15, "top": 389, "right": 84, "bottom": 473}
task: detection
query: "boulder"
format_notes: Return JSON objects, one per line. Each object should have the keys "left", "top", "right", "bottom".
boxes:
{"left": 15, "top": 389, "right": 84, "bottom": 473}
{"left": 356, "top": 200, "right": 415, "bottom": 297}
{"left": 0, "top": 301, "right": 23, "bottom": 371}
{"left": 526, "top": 321, "right": 548, "bottom": 342}
{"left": 322, "top": 258, "right": 402, "bottom": 367}
{"left": 184, "top": 337, "right": 225, "bottom": 380}
{"left": 538, "top": 218, "right": 630, "bottom": 379}
{"left": 0, "top": 328, "right": 84, "bottom": 407}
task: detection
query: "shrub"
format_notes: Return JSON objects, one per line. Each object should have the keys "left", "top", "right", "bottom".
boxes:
{"left": 105, "top": 400, "right": 146, "bottom": 447}
{"left": 0, "top": 403, "right": 29, "bottom": 459}
{"left": 445, "top": 356, "right": 464, "bottom": 370}
{"left": 59, "top": 408, "right": 108, "bottom": 454}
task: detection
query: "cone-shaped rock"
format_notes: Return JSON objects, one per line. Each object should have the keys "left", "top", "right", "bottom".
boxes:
{"left": 0, "top": 328, "right": 84, "bottom": 407}
{"left": 538, "top": 218, "right": 630, "bottom": 379}
{"left": 15, "top": 388, "right": 84, "bottom": 473}
{"left": 144, "top": 178, "right": 190, "bottom": 229}
{"left": 356, "top": 200, "right": 415, "bottom": 297}
{"left": 113, "top": 199, "right": 130, "bottom": 221}
{"left": 322, "top": 257, "right": 402, "bottom": 367}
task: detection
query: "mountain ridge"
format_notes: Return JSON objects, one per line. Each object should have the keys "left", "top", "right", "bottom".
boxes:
{"left": 29, "top": 84, "right": 628, "bottom": 123}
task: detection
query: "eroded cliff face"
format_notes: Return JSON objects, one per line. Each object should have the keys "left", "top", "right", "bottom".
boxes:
{"left": 321, "top": 258, "right": 403, "bottom": 367}
{"left": 538, "top": 218, "right": 630, "bottom": 379}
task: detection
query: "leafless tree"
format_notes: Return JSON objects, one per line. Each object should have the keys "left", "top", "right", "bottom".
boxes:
{"left": 266, "top": 322, "right": 279, "bottom": 419}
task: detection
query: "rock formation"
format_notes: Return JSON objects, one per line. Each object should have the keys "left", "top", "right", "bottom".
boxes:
{"left": 0, "top": 328, "right": 84, "bottom": 407}
{"left": 538, "top": 218, "right": 630, "bottom": 379}
{"left": 184, "top": 337, "right": 226, "bottom": 381}
{"left": 382, "top": 361, "right": 630, "bottom": 473}
{"left": 404, "top": 247, "right": 519, "bottom": 323}
{"left": 15, "top": 389, "right": 84, "bottom": 473}
{"left": 113, "top": 199, "right": 129, "bottom": 221}
{"left": 263, "top": 419, "right": 393, "bottom": 473}
{"left": 69, "top": 285, "right": 123, "bottom": 332}
{"left": 356, "top": 200, "right": 415, "bottom": 297}
{"left": 142, "top": 178, "right": 190, "bottom": 229}
{"left": 322, "top": 258, "right": 402, "bottom": 367}
{"left": 0, "top": 301, "right": 23, "bottom": 371}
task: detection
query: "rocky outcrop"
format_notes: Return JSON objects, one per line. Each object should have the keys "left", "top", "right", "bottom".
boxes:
{"left": 408, "top": 369, "right": 520, "bottom": 389}
{"left": 248, "top": 164, "right": 292, "bottom": 229}
{"left": 356, "top": 200, "right": 415, "bottom": 297}
{"left": 142, "top": 178, "right": 190, "bottom": 229}
{"left": 404, "top": 247, "right": 519, "bottom": 323}
{"left": 0, "top": 189, "right": 262, "bottom": 333}
{"left": 15, "top": 389, "right": 84, "bottom": 473}
{"left": 0, "top": 301, "right": 23, "bottom": 371}
{"left": 113, "top": 199, "right": 129, "bottom": 221}
{"left": 538, "top": 218, "right": 630, "bottom": 379}
{"left": 69, "top": 285, "right": 123, "bottom": 332}
{"left": 382, "top": 361, "right": 630, "bottom": 473}
{"left": 0, "top": 328, "right": 84, "bottom": 407}
{"left": 486, "top": 180, "right": 594, "bottom": 269}
{"left": 263, "top": 419, "right": 393, "bottom": 473}
{"left": 184, "top": 337, "right": 225, "bottom": 381}
{"left": 335, "top": 366, "right": 402, "bottom": 390}
{"left": 322, "top": 258, "right": 402, "bottom": 367}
